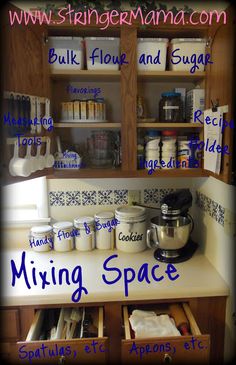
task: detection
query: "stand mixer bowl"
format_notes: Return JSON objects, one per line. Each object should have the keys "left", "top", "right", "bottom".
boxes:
{"left": 147, "top": 216, "right": 192, "bottom": 252}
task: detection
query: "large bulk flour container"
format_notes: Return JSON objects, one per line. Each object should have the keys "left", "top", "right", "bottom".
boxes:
{"left": 169, "top": 38, "right": 207, "bottom": 72}
{"left": 85, "top": 37, "right": 120, "bottom": 70}
{"left": 137, "top": 38, "right": 168, "bottom": 71}
{"left": 48, "top": 36, "right": 84, "bottom": 70}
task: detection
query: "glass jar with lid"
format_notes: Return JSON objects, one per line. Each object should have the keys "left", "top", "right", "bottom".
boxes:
{"left": 159, "top": 92, "right": 182, "bottom": 122}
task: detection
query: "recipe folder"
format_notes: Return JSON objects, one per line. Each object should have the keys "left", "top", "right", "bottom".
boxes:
{"left": 203, "top": 105, "right": 228, "bottom": 174}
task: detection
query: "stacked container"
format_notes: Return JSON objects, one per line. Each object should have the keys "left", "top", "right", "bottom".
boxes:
{"left": 161, "top": 130, "right": 177, "bottom": 168}
{"left": 177, "top": 136, "right": 191, "bottom": 168}
{"left": 48, "top": 37, "right": 84, "bottom": 70}
{"left": 137, "top": 38, "right": 168, "bottom": 71}
{"left": 85, "top": 37, "right": 120, "bottom": 70}
{"left": 169, "top": 38, "right": 207, "bottom": 72}
{"left": 145, "top": 130, "right": 161, "bottom": 170}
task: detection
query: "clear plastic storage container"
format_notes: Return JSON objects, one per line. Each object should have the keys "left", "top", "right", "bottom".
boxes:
{"left": 48, "top": 36, "right": 84, "bottom": 70}
{"left": 137, "top": 38, "right": 168, "bottom": 71}
{"left": 85, "top": 37, "right": 120, "bottom": 70}
{"left": 169, "top": 38, "right": 207, "bottom": 72}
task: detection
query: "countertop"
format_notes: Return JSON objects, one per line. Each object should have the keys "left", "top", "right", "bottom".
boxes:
{"left": 1, "top": 248, "right": 229, "bottom": 306}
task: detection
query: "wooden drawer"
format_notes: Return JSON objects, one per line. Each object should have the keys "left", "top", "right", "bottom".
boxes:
{"left": 0, "top": 309, "right": 20, "bottom": 341}
{"left": 121, "top": 302, "right": 210, "bottom": 364}
{"left": 17, "top": 306, "right": 108, "bottom": 364}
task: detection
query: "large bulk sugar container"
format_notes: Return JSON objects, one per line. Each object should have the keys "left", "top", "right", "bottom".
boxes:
{"left": 48, "top": 36, "right": 84, "bottom": 70}
{"left": 137, "top": 38, "right": 168, "bottom": 71}
{"left": 85, "top": 37, "right": 120, "bottom": 70}
{"left": 169, "top": 38, "right": 207, "bottom": 72}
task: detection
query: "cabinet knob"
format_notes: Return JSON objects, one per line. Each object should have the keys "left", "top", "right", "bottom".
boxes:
{"left": 58, "top": 355, "right": 66, "bottom": 364}
{"left": 163, "top": 353, "right": 172, "bottom": 363}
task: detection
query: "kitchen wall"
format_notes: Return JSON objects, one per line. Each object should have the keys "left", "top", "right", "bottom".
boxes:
{"left": 193, "top": 176, "right": 236, "bottom": 362}
{"left": 47, "top": 176, "right": 196, "bottom": 228}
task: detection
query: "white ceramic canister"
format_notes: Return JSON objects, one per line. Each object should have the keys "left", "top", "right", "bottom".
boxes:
{"left": 53, "top": 221, "right": 74, "bottom": 252}
{"left": 115, "top": 206, "right": 146, "bottom": 253}
{"left": 94, "top": 211, "right": 116, "bottom": 250}
{"left": 29, "top": 225, "right": 53, "bottom": 252}
{"left": 74, "top": 217, "right": 95, "bottom": 251}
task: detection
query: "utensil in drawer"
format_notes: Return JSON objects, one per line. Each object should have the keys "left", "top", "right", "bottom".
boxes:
{"left": 169, "top": 303, "right": 190, "bottom": 335}
{"left": 80, "top": 307, "right": 85, "bottom": 338}
{"left": 64, "top": 308, "right": 72, "bottom": 339}
{"left": 69, "top": 308, "right": 82, "bottom": 338}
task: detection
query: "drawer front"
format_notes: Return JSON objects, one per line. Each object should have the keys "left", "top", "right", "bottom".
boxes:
{"left": 0, "top": 309, "right": 20, "bottom": 341}
{"left": 122, "top": 303, "right": 210, "bottom": 364}
{"left": 17, "top": 338, "right": 108, "bottom": 364}
{"left": 17, "top": 306, "right": 108, "bottom": 364}
{"left": 122, "top": 336, "right": 210, "bottom": 364}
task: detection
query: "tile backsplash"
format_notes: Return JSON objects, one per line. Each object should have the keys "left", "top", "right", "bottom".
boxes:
{"left": 49, "top": 187, "right": 177, "bottom": 208}
{"left": 47, "top": 178, "right": 194, "bottom": 221}
{"left": 195, "top": 190, "right": 225, "bottom": 226}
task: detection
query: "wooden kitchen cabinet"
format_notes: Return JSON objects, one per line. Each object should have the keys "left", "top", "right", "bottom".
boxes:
{"left": 1, "top": 4, "right": 235, "bottom": 183}
{"left": 0, "top": 296, "right": 226, "bottom": 364}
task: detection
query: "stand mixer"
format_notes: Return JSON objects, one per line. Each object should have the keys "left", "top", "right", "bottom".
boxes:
{"left": 145, "top": 189, "right": 197, "bottom": 263}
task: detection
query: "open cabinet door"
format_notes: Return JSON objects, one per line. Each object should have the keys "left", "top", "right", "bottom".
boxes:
{"left": 205, "top": 5, "right": 235, "bottom": 184}
{"left": 1, "top": 3, "right": 52, "bottom": 184}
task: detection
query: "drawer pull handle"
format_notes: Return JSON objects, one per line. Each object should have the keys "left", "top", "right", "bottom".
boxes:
{"left": 163, "top": 353, "right": 172, "bottom": 363}
{"left": 58, "top": 355, "right": 66, "bottom": 365}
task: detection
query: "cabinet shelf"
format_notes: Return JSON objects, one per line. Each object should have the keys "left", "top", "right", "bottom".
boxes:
{"left": 47, "top": 168, "right": 207, "bottom": 179}
{"left": 137, "top": 71, "right": 206, "bottom": 82}
{"left": 136, "top": 168, "right": 208, "bottom": 178}
{"left": 137, "top": 122, "right": 203, "bottom": 128}
{"left": 50, "top": 69, "right": 121, "bottom": 81}
{"left": 54, "top": 122, "right": 121, "bottom": 128}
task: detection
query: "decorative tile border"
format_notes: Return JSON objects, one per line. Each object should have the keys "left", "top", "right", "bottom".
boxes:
{"left": 49, "top": 188, "right": 178, "bottom": 208}
{"left": 196, "top": 191, "right": 225, "bottom": 226}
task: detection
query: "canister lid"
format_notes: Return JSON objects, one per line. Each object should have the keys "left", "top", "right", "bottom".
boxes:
{"left": 138, "top": 37, "right": 169, "bottom": 43}
{"left": 31, "top": 225, "right": 53, "bottom": 234}
{"left": 115, "top": 206, "right": 146, "bottom": 221}
{"left": 74, "top": 216, "right": 94, "bottom": 227}
{"left": 170, "top": 38, "right": 206, "bottom": 43}
{"left": 94, "top": 211, "right": 114, "bottom": 220}
{"left": 53, "top": 221, "right": 73, "bottom": 230}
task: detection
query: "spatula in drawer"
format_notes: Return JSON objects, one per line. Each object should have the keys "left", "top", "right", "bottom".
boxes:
{"left": 69, "top": 308, "right": 82, "bottom": 338}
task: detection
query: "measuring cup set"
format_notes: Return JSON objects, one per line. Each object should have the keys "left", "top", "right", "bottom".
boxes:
{"left": 9, "top": 137, "right": 54, "bottom": 177}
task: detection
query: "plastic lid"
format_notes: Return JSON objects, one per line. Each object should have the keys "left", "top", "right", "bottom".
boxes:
{"left": 138, "top": 38, "right": 168, "bottom": 42}
{"left": 95, "top": 211, "right": 114, "bottom": 220}
{"left": 49, "top": 36, "right": 73, "bottom": 40}
{"left": 170, "top": 38, "right": 206, "bottom": 43}
{"left": 53, "top": 221, "right": 73, "bottom": 229}
{"left": 161, "top": 92, "right": 181, "bottom": 98}
{"left": 74, "top": 216, "right": 94, "bottom": 227}
{"left": 31, "top": 225, "right": 52, "bottom": 234}
{"left": 115, "top": 206, "right": 146, "bottom": 220}
{"left": 146, "top": 130, "right": 161, "bottom": 137}
{"left": 162, "top": 130, "right": 177, "bottom": 136}
{"left": 85, "top": 37, "right": 119, "bottom": 41}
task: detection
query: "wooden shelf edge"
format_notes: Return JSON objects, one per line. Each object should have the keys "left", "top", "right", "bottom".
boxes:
{"left": 46, "top": 168, "right": 208, "bottom": 179}
{"left": 54, "top": 122, "right": 121, "bottom": 128}
{"left": 137, "top": 123, "right": 203, "bottom": 128}
{"left": 137, "top": 71, "right": 206, "bottom": 80}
